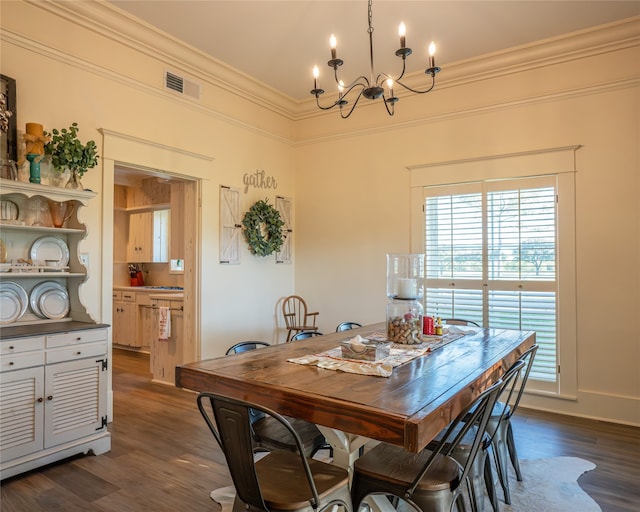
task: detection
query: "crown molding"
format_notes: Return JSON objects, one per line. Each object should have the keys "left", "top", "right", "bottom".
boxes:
{"left": 28, "top": 0, "right": 298, "bottom": 120}
{"left": 17, "top": 2, "right": 640, "bottom": 125}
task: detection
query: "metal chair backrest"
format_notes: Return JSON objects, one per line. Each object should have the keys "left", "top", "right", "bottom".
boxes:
{"left": 443, "top": 318, "right": 480, "bottom": 327}
{"left": 291, "top": 330, "right": 324, "bottom": 341}
{"left": 226, "top": 341, "right": 271, "bottom": 355}
{"left": 501, "top": 344, "right": 538, "bottom": 421}
{"left": 197, "top": 392, "right": 323, "bottom": 511}
{"left": 407, "top": 379, "right": 503, "bottom": 497}
{"left": 336, "top": 322, "right": 362, "bottom": 332}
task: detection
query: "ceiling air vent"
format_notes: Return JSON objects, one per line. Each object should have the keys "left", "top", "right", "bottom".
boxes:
{"left": 164, "top": 71, "right": 200, "bottom": 100}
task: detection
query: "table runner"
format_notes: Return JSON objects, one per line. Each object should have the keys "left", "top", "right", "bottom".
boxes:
{"left": 288, "top": 329, "right": 471, "bottom": 377}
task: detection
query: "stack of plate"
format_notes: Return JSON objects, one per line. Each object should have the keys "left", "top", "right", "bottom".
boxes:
{"left": 30, "top": 281, "right": 70, "bottom": 320}
{"left": 0, "top": 281, "right": 28, "bottom": 324}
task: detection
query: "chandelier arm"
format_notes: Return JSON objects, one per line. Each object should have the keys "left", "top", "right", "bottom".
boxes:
{"left": 314, "top": 95, "right": 342, "bottom": 111}
{"left": 340, "top": 90, "right": 366, "bottom": 119}
{"left": 383, "top": 97, "right": 395, "bottom": 116}
{"left": 394, "top": 76, "right": 437, "bottom": 95}
{"left": 334, "top": 73, "right": 371, "bottom": 89}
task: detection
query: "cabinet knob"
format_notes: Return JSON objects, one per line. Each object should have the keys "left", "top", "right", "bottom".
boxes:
{"left": 76, "top": 337, "right": 82, "bottom": 341}
{"left": 47, "top": 395, "right": 53, "bottom": 401}
{"left": 9, "top": 346, "right": 14, "bottom": 350}
{"left": 8, "top": 361, "right": 14, "bottom": 366}
{"left": 76, "top": 351, "right": 82, "bottom": 355}
{"left": 37, "top": 397, "right": 44, "bottom": 403}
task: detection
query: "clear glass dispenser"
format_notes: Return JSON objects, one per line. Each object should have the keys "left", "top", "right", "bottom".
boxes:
{"left": 386, "top": 254, "right": 424, "bottom": 344}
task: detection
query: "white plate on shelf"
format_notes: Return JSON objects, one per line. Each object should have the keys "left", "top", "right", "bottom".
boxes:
{"left": 38, "top": 289, "right": 70, "bottom": 319}
{"left": 29, "top": 237, "right": 70, "bottom": 267}
{"left": 0, "top": 281, "right": 29, "bottom": 323}
{"left": 30, "top": 281, "right": 68, "bottom": 319}
{"left": 0, "top": 290, "right": 22, "bottom": 324}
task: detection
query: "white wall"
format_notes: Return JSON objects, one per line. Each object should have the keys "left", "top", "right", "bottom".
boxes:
{"left": 293, "top": 22, "right": 640, "bottom": 425}
{"left": 2, "top": 1, "right": 637, "bottom": 425}
{"left": 1, "top": 0, "right": 297, "bottom": 358}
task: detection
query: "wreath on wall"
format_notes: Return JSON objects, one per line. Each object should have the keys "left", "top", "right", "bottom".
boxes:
{"left": 242, "top": 199, "right": 285, "bottom": 257}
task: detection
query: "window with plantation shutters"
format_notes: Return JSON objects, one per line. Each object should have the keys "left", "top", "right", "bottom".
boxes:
{"left": 275, "top": 196, "right": 292, "bottom": 263}
{"left": 424, "top": 176, "right": 559, "bottom": 385}
{"left": 219, "top": 186, "right": 241, "bottom": 264}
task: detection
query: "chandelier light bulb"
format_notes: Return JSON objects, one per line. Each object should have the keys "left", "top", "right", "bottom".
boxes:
{"left": 313, "top": 65, "right": 320, "bottom": 79}
{"left": 428, "top": 41, "right": 436, "bottom": 68}
{"left": 399, "top": 22, "right": 406, "bottom": 48}
{"left": 330, "top": 34, "right": 337, "bottom": 59}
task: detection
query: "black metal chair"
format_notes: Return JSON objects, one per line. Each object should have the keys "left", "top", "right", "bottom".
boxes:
{"left": 336, "top": 322, "right": 363, "bottom": 332}
{"left": 291, "top": 330, "right": 324, "bottom": 341}
{"left": 225, "top": 341, "right": 328, "bottom": 458}
{"left": 427, "top": 359, "right": 527, "bottom": 512}
{"left": 197, "top": 392, "right": 352, "bottom": 512}
{"left": 351, "top": 379, "right": 503, "bottom": 512}
{"left": 226, "top": 341, "right": 271, "bottom": 355}
{"left": 487, "top": 344, "right": 539, "bottom": 505}
{"left": 443, "top": 318, "right": 481, "bottom": 327}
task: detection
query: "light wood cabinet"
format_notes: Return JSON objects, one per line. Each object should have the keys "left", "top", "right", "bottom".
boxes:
{"left": 112, "top": 300, "right": 138, "bottom": 346}
{"left": 126, "top": 210, "right": 169, "bottom": 263}
{"left": 149, "top": 296, "right": 183, "bottom": 385}
{"left": 0, "top": 326, "right": 109, "bottom": 480}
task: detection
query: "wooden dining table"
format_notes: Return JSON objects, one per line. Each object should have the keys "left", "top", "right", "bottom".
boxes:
{"left": 176, "top": 322, "right": 535, "bottom": 473}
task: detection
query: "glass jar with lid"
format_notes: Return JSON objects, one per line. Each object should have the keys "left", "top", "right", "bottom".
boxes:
{"left": 386, "top": 298, "right": 424, "bottom": 344}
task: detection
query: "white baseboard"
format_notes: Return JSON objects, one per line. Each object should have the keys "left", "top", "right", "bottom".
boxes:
{"left": 520, "top": 389, "right": 640, "bottom": 427}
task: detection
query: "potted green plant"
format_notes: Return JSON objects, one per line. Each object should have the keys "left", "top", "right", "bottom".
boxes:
{"left": 44, "top": 122, "right": 99, "bottom": 189}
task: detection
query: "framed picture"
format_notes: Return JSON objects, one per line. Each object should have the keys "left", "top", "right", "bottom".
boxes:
{"left": 1, "top": 74, "right": 17, "bottom": 162}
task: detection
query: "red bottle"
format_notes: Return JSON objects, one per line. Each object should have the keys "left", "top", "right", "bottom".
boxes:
{"left": 423, "top": 316, "right": 434, "bottom": 335}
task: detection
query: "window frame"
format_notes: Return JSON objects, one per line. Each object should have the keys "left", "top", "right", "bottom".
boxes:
{"left": 409, "top": 146, "right": 579, "bottom": 399}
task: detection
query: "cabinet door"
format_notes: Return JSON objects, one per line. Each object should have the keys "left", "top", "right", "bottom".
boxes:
{"left": 0, "top": 366, "right": 45, "bottom": 462}
{"left": 126, "top": 211, "right": 153, "bottom": 262}
{"left": 139, "top": 304, "right": 157, "bottom": 351}
{"left": 113, "top": 301, "right": 138, "bottom": 346}
{"left": 44, "top": 357, "right": 108, "bottom": 449}
{"left": 150, "top": 303, "right": 183, "bottom": 385}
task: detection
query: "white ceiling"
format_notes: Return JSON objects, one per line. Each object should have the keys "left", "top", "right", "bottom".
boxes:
{"left": 107, "top": 1, "right": 640, "bottom": 101}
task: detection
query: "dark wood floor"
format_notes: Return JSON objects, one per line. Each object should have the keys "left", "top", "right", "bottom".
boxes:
{"left": 1, "top": 349, "right": 639, "bottom": 511}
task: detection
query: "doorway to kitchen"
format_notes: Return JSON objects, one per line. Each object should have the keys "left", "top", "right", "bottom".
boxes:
{"left": 100, "top": 128, "right": 211, "bottom": 418}
{"left": 112, "top": 165, "right": 198, "bottom": 388}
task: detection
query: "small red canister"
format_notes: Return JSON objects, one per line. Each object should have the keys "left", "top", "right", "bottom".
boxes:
{"left": 423, "top": 315, "right": 434, "bottom": 335}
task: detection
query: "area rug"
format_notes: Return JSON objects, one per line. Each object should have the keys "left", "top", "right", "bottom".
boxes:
{"left": 210, "top": 456, "right": 600, "bottom": 512}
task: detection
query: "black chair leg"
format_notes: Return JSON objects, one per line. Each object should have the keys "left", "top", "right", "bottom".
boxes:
{"left": 506, "top": 422, "right": 522, "bottom": 482}
{"left": 484, "top": 455, "right": 499, "bottom": 511}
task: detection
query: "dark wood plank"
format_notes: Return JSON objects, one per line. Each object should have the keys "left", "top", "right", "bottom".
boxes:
{"left": 177, "top": 323, "right": 535, "bottom": 451}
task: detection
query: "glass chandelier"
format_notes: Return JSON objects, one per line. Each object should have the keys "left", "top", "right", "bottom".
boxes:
{"left": 310, "top": 0, "right": 441, "bottom": 118}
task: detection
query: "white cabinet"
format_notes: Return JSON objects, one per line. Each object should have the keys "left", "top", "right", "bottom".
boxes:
{"left": 0, "top": 179, "right": 96, "bottom": 325}
{"left": 126, "top": 210, "right": 169, "bottom": 263}
{"left": 0, "top": 180, "right": 110, "bottom": 480}
{"left": 0, "top": 327, "right": 110, "bottom": 480}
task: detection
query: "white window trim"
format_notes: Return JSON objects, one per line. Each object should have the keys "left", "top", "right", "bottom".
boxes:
{"left": 409, "top": 146, "right": 580, "bottom": 399}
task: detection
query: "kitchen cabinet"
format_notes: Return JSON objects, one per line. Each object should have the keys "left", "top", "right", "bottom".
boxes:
{"left": 149, "top": 295, "right": 183, "bottom": 385}
{"left": 112, "top": 290, "right": 138, "bottom": 347}
{"left": 0, "top": 325, "right": 110, "bottom": 480}
{"left": 126, "top": 210, "right": 169, "bottom": 263}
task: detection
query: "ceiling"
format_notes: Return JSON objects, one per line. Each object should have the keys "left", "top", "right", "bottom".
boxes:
{"left": 107, "top": 1, "right": 640, "bottom": 101}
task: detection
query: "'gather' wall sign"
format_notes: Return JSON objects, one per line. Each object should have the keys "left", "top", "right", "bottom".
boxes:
{"left": 243, "top": 169, "right": 278, "bottom": 194}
